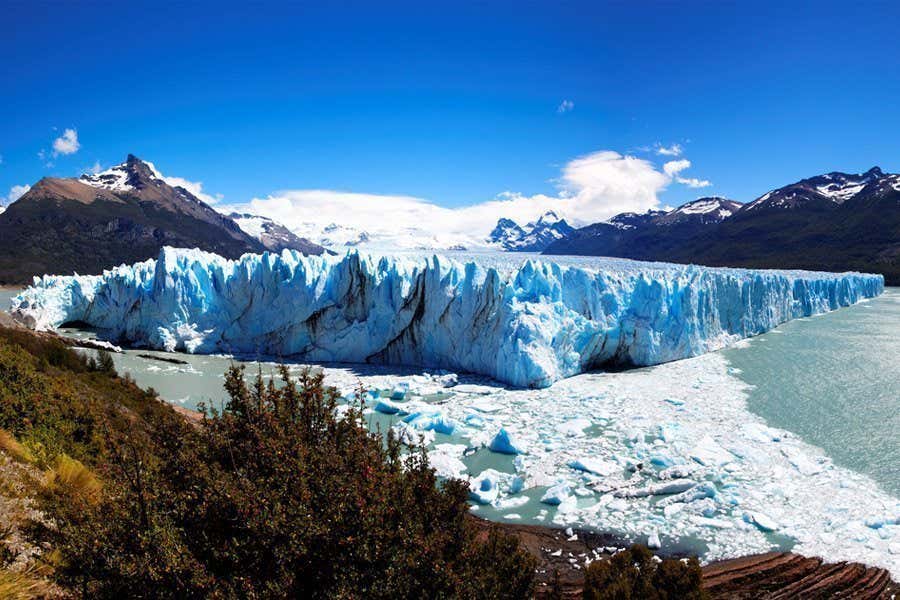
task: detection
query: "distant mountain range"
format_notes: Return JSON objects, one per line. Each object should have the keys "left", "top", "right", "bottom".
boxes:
{"left": 488, "top": 211, "right": 575, "bottom": 251}
{"left": 0, "top": 155, "right": 323, "bottom": 284}
{"left": 544, "top": 197, "right": 740, "bottom": 259}
{"left": 2, "top": 157, "right": 897, "bottom": 285}
{"left": 285, "top": 210, "right": 575, "bottom": 253}
{"left": 545, "top": 168, "right": 900, "bottom": 285}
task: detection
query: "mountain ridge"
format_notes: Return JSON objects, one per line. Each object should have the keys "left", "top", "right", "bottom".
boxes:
{"left": 545, "top": 168, "right": 900, "bottom": 284}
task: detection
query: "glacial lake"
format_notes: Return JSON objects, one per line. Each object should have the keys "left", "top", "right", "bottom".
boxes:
{"left": 722, "top": 288, "right": 900, "bottom": 497}
{"left": 3, "top": 284, "right": 899, "bottom": 573}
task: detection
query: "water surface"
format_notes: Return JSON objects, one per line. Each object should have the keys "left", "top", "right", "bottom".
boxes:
{"left": 723, "top": 287, "right": 900, "bottom": 495}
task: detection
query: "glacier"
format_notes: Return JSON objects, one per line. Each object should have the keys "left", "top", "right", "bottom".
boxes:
{"left": 9, "top": 247, "right": 883, "bottom": 388}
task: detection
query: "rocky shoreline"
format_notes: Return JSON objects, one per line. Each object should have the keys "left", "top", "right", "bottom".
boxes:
{"left": 471, "top": 518, "right": 899, "bottom": 598}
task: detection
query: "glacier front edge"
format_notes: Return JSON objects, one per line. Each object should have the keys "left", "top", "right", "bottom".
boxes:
{"left": 9, "top": 248, "right": 884, "bottom": 388}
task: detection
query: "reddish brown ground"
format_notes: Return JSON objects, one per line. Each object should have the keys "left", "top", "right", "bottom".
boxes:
{"left": 473, "top": 517, "right": 899, "bottom": 599}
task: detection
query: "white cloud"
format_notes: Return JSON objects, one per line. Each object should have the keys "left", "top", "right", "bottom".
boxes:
{"left": 4, "top": 184, "right": 30, "bottom": 204}
{"left": 52, "top": 128, "right": 80, "bottom": 156}
{"left": 37, "top": 149, "right": 54, "bottom": 168}
{"left": 557, "top": 151, "right": 670, "bottom": 219}
{"left": 86, "top": 161, "right": 103, "bottom": 175}
{"left": 656, "top": 143, "right": 682, "bottom": 156}
{"left": 663, "top": 159, "right": 691, "bottom": 177}
{"left": 220, "top": 150, "right": 675, "bottom": 246}
{"left": 557, "top": 99, "right": 574, "bottom": 114}
{"left": 663, "top": 159, "right": 712, "bottom": 188}
{"left": 144, "top": 161, "right": 221, "bottom": 205}
{"left": 676, "top": 177, "right": 711, "bottom": 189}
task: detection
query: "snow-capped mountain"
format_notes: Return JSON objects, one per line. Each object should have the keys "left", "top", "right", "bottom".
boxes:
{"left": 545, "top": 200, "right": 740, "bottom": 257}
{"left": 546, "top": 166, "right": 900, "bottom": 285}
{"left": 229, "top": 213, "right": 326, "bottom": 255}
{"left": 488, "top": 211, "right": 575, "bottom": 251}
{"left": 488, "top": 218, "right": 526, "bottom": 248}
{"left": 0, "top": 154, "right": 263, "bottom": 284}
{"left": 744, "top": 167, "right": 884, "bottom": 212}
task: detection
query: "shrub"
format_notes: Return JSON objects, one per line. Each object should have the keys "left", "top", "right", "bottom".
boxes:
{"left": 35, "top": 364, "right": 536, "bottom": 598}
{"left": 583, "top": 545, "right": 706, "bottom": 600}
{"left": 90, "top": 349, "right": 117, "bottom": 376}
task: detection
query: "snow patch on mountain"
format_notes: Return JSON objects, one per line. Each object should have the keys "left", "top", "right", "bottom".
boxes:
{"left": 673, "top": 198, "right": 736, "bottom": 217}
{"left": 603, "top": 210, "right": 668, "bottom": 230}
{"left": 80, "top": 163, "right": 134, "bottom": 192}
{"left": 745, "top": 167, "right": 887, "bottom": 211}
{"left": 228, "top": 212, "right": 325, "bottom": 255}
{"left": 229, "top": 213, "right": 269, "bottom": 238}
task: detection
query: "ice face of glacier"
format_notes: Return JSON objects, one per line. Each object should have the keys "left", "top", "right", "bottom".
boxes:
{"left": 10, "top": 247, "right": 884, "bottom": 388}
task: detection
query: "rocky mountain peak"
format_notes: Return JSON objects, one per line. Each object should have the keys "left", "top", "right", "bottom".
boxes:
{"left": 80, "top": 154, "right": 164, "bottom": 193}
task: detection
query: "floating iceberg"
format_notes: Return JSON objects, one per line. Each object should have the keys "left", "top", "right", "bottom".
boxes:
{"left": 488, "top": 428, "right": 525, "bottom": 455}
{"left": 10, "top": 247, "right": 883, "bottom": 388}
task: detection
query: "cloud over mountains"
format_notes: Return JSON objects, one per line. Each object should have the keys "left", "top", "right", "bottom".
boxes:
{"left": 222, "top": 148, "right": 710, "bottom": 245}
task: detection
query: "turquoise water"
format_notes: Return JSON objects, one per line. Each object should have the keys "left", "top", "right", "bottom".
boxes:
{"left": 722, "top": 288, "right": 900, "bottom": 496}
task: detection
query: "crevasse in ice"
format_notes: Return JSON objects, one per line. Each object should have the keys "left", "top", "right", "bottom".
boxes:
{"left": 10, "top": 247, "right": 884, "bottom": 387}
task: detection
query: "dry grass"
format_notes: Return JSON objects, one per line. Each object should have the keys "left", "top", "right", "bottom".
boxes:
{"left": 0, "top": 567, "right": 55, "bottom": 599}
{"left": 44, "top": 455, "right": 101, "bottom": 505}
{"left": 0, "top": 431, "right": 34, "bottom": 465}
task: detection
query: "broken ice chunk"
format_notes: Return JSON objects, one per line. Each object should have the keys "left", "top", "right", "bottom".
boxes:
{"left": 390, "top": 382, "right": 409, "bottom": 400}
{"left": 496, "top": 495, "right": 530, "bottom": 510}
{"left": 374, "top": 398, "right": 404, "bottom": 415}
{"left": 464, "top": 413, "right": 485, "bottom": 428}
{"left": 392, "top": 422, "right": 436, "bottom": 447}
{"left": 541, "top": 481, "right": 572, "bottom": 506}
{"left": 402, "top": 410, "right": 456, "bottom": 435}
{"left": 614, "top": 479, "right": 697, "bottom": 499}
{"left": 489, "top": 428, "right": 525, "bottom": 454}
{"left": 469, "top": 469, "right": 505, "bottom": 504}
{"left": 569, "top": 457, "right": 619, "bottom": 477}
{"left": 744, "top": 511, "right": 779, "bottom": 532}
{"left": 690, "top": 436, "right": 734, "bottom": 466}
{"left": 658, "top": 465, "right": 697, "bottom": 480}
{"left": 557, "top": 418, "right": 592, "bottom": 437}
{"left": 427, "top": 449, "right": 468, "bottom": 480}
{"left": 658, "top": 482, "right": 717, "bottom": 507}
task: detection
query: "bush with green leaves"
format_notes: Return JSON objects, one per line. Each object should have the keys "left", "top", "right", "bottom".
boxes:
{"left": 34, "top": 363, "right": 536, "bottom": 598}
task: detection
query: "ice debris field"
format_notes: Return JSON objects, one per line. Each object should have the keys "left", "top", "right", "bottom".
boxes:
{"left": 10, "top": 246, "right": 884, "bottom": 388}
{"left": 318, "top": 353, "right": 900, "bottom": 579}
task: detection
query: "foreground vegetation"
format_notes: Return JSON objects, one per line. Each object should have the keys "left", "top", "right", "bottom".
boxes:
{"left": 0, "top": 325, "right": 708, "bottom": 598}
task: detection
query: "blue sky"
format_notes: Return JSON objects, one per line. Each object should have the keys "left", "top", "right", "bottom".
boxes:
{"left": 3, "top": 1, "right": 900, "bottom": 222}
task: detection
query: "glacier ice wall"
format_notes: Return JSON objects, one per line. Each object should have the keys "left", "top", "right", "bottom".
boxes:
{"left": 10, "top": 247, "right": 884, "bottom": 387}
